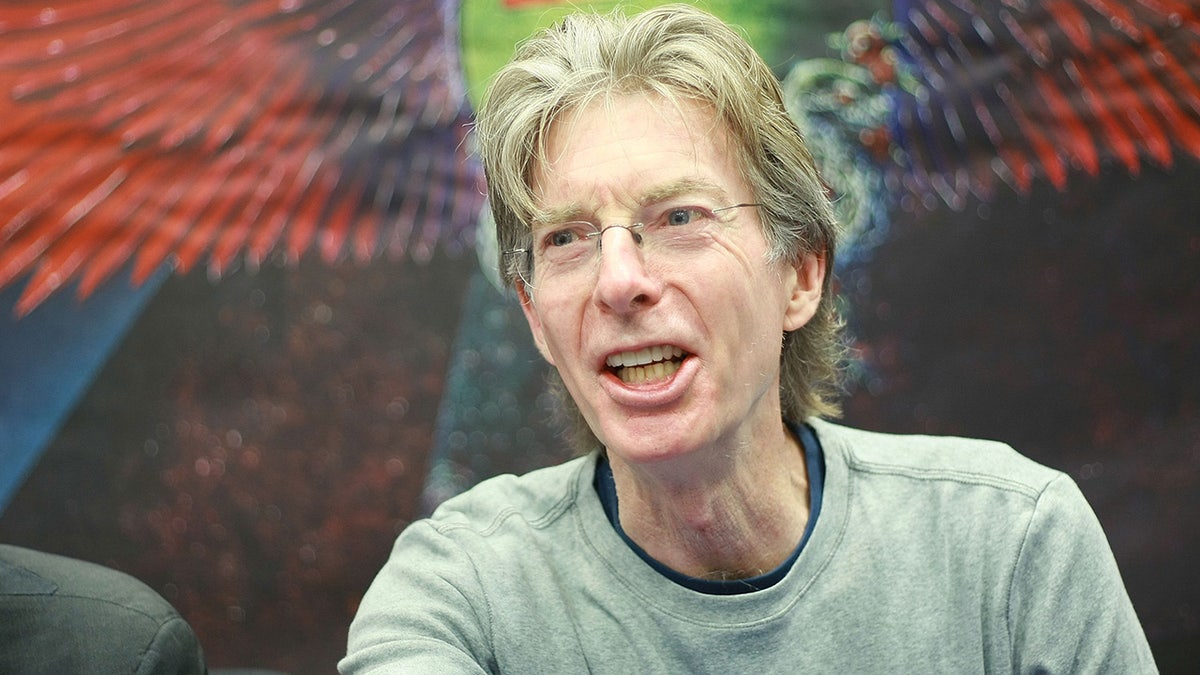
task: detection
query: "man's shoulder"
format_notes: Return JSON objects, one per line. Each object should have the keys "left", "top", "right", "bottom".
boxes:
{"left": 425, "top": 454, "right": 596, "bottom": 534}
{"left": 811, "top": 418, "right": 1063, "bottom": 497}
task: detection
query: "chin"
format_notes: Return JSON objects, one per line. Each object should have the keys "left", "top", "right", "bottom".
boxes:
{"left": 600, "top": 419, "right": 710, "bottom": 466}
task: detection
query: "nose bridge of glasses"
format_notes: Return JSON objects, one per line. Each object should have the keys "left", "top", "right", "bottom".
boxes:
{"left": 593, "top": 222, "right": 645, "bottom": 249}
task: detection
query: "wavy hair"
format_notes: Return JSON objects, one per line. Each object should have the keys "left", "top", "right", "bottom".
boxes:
{"left": 474, "top": 3, "right": 844, "bottom": 451}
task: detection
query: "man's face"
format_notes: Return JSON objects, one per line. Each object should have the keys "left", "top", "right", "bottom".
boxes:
{"left": 520, "top": 92, "right": 823, "bottom": 469}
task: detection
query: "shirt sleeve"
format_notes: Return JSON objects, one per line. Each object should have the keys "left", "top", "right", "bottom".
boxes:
{"left": 1007, "top": 473, "right": 1157, "bottom": 674}
{"left": 340, "top": 520, "right": 494, "bottom": 675}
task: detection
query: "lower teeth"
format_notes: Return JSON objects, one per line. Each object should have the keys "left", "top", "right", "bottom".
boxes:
{"left": 618, "top": 359, "right": 681, "bottom": 384}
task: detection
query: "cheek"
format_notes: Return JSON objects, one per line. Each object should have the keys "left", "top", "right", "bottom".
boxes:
{"left": 530, "top": 297, "right": 583, "bottom": 362}
{"left": 733, "top": 271, "right": 795, "bottom": 346}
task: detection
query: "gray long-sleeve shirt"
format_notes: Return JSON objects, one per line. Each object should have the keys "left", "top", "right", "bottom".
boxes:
{"left": 343, "top": 419, "right": 1156, "bottom": 674}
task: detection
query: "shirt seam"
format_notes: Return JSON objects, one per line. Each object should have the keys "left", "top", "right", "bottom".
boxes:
{"left": 428, "top": 476, "right": 580, "bottom": 539}
{"left": 1004, "top": 472, "right": 1065, "bottom": 668}
{"left": 418, "top": 521, "right": 499, "bottom": 667}
{"left": 847, "top": 456, "right": 1047, "bottom": 500}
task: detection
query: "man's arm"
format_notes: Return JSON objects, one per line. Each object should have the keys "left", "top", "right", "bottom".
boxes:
{"left": 1007, "top": 474, "right": 1157, "bottom": 673}
{"left": 341, "top": 520, "right": 494, "bottom": 674}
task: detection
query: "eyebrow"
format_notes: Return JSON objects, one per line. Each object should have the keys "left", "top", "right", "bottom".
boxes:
{"left": 531, "top": 177, "right": 733, "bottom": 227}
{"left": 641, "top": 177, "right": 730, "bottom": 206}
{"left": 531, "top": 203, "right": 590, "bottom": 228}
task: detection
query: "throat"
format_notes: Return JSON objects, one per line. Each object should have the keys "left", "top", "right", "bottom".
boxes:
{"left": 622, "top": 492, "right": 808, "bottom": 582}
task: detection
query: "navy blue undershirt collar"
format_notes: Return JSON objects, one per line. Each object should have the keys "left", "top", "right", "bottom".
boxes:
{"left": 593, "top": 421, "right": 825, "bottom": 595}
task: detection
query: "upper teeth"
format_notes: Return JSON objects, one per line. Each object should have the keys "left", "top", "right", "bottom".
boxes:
{"left": 606, "top": 345, "right": 684, "bottom": 368}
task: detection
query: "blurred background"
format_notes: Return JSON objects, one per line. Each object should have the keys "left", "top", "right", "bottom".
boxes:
{"left": 1, "top": 0, "right": 1196, "bottom": 672}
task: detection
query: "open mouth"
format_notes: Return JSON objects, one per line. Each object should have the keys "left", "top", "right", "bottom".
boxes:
{"left": 605, "top": 345, "right": 687, "bottom": 384}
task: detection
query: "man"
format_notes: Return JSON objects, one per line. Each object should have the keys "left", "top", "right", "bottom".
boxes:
{"left": 343, "top": 5, "right": 1155, "bottom": 672}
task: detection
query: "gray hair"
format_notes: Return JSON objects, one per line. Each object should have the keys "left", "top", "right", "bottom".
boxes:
{"left": 475, "top": 3, "right": 844, "bottom": 451}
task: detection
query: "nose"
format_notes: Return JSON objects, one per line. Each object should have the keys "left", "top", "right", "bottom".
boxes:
{"left": 592, "top": 225, "right": 661, "bottom": 313}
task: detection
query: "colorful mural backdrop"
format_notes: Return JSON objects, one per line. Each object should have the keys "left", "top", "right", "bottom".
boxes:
{"left": 1, "top": 0, "right": 1197, "bottom": 672}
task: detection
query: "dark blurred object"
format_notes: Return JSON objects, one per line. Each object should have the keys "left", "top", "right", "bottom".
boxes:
{"left": 0, "top": 543, "right": 208, "bottom": 674}
{"left": 0, "top": 253, "right": 472, "bottom": 673}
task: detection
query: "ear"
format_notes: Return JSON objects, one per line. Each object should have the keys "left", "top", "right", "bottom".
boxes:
{"left": 516, "top": 281, "right": 556, "bottom": 366}
{"left": 782, "top": 251, "right": 826, "bottom": 332}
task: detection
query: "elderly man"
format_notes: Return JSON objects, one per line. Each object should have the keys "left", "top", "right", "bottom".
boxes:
{"left": 342, "top": 5, "right": 1154, "bottom": 673}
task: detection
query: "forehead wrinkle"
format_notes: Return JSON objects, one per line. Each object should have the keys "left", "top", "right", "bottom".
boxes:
{"left": 529, "top": 93, "right": 741, "bottom": 229}
{"left": 533, "top": 176, "right": 733, "bottom": 227}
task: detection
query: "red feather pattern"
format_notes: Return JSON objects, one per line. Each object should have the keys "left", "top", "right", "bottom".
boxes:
{"left": 883, "top": 0, "right": 1200, "bottom": 212}
{"left": 0, "top": 0, "right": 482, "bottom": 317}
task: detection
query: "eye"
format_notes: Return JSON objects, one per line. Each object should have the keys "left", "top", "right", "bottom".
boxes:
{"left": 538, "top": 221, "right": 595, "bottom": 252}
{"left": 665, "top": 208, "right": 703, "bottom": 226}
{"left": 547, "top": 229, "right": 578, "bottom": 247}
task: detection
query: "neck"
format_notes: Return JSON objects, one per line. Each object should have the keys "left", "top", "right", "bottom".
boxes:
{"left": 609, "top": 421, "right": 810, "bottom": 580}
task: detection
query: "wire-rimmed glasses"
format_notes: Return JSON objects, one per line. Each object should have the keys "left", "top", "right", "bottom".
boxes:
{"left": 504, "top": 202, "right": 761, "bottom": 291}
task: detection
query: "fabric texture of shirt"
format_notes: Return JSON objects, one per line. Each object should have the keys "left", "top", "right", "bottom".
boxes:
{"left": 341, "top": 419, "right": 1156, "bottom": 674}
